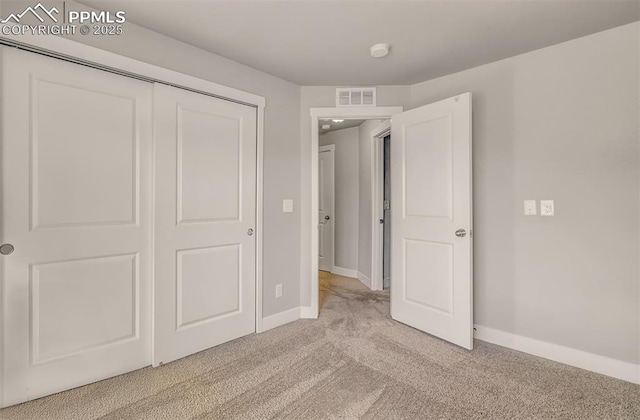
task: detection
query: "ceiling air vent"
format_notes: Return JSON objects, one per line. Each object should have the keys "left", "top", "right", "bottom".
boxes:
{"left": 336, "top": 87, "right": 376, "bottom": 107}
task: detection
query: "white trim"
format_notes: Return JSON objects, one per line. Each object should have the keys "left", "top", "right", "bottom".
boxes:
{"left": 299, "top": 306, "right": 317, "bottom": 319}
{"left": 370, "top": 121, "right": 392, "bottom": 291}
{"left": 357, "top": 272, "right": 372, "bottom": 290}
{"left": 311, "top": 107, "right": 402, "bottom": 119}
{"left": 255, "top": 108, "right": 265, "bottom": 333}
{"left": 0, "top": 36, "right": 267, "bottom": 349}
{"left": 309, "top": 107, "right": 403, "bottom": 319}
{"left": 0, "top": 35, "right": 265, "bottom": 108}
{"left": 474, "top": 324, "right": 640, "bottom": 385}
{"left": 332, "top": 266, "right": 358, "bottom": 279}
{"left": 318, "top": 145, "right": 336, "bottom": 273}
{"left": 261, "top": 307, "right": 301, "bottom": 332}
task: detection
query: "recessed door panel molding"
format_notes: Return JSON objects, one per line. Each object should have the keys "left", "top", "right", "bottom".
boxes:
{"left": 403, "top": 239, "right": 453, "bottom": 315}
{"left": 30, "top": 77, "right": 138, "bottom": 230}
{"left": 177, "top": 106, "right": 242, "bottom": 224}
{"left": 1, "top": 47, "right": 153, "bottom": 407}
{"left": 391, "top": 93, "right": 473, "bottom": 350}
{"left": 176, "top": 244, "right": 241, "bottom": 330}
{"left": 403, "top": 116, "right": 453, "bottom": 220}
{"left": 319, "top": 157, "right": 325, "bottom": 213}
{"left": 154, "top": 83, "right": 256, "bottom": 366}
{"left": 31, "top": 253, "right": 138, "bottom": 364}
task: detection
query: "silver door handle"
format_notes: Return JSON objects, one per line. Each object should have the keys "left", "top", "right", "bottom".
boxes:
{"left": 247, "top": 228, "right": 254, "bottom": 236}
{"left": 379, "top": 219, "right": 384, "bottom": 224}
{"left": 324, "top": 215, "right": 330, "bottom": 220}
{"left": 455, "top": 229, "right": 466, "bottom": 238}
{"left": 0, "top": 243, "right": 15, "bottom": 255}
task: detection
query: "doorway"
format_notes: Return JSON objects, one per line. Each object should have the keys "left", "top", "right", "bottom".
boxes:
{"left": 310, "top": 108, "right": 403, "bottom": 318}
{"left": 308, "top": 95, "right": 474, "bottom": 351}
{"left": 382, "top": 135, "right": 391, "bottom": 291}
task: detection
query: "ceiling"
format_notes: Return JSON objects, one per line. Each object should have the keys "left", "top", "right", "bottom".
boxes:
{"left": 81, "top": 1, "right": 640, "bottom": 86}
{"left": 319, "top": 119, "right": 366, "bottom": 134}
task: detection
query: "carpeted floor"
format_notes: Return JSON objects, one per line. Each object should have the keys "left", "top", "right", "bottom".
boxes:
{"left": 2, "top": 272, "right": 639, "bottom": 419}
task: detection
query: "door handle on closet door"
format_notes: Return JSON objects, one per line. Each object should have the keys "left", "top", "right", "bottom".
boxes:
{"left": 0, "top": 243, "right": 14, "bottom": 255}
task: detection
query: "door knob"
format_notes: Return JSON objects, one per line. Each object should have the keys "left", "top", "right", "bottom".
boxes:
{"left": 0, "top": 243, "right": 15, "bottom": 255}
{"left": 455, "top": 229, "right": 466, "bottom": 238}
{"left": 247, "top": 228, "right": 254, "bottom": 236}
{"left": 324, "top": 215, "right": 331, "bottom": 220}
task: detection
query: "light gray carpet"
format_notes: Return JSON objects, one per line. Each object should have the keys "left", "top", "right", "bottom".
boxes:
{"left": 2, "top": 272, "right": 639, "bottom": 419}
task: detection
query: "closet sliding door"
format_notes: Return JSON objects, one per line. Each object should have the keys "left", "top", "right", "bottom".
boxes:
{"left": 0, "top": 47, "right": 153, "bottom": 407}
{"left": 153, "top": 84, "right": 257, "bottom": 366}
{"left": 0, "top": 46, "right": 258, "bottom": 408}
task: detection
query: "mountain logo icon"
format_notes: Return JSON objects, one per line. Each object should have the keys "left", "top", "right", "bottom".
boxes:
{"left": 1, "top": 3, "right": 60, "bottom": 24}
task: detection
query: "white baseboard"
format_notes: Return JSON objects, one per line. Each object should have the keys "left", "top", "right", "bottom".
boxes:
{"left": 357, "top": 272, "right": 372, "bottom": 289}
{"left": 474, "top": 324, "right": 640, "bottom": 385}
{"left": 299, "top": 306, "right": 317, "bottom": 319}
{"left": 332, "top": 266, "right": 358, "bottom": 278}
{"left": 261, "top": 307, "right": 301, "bottom": 332}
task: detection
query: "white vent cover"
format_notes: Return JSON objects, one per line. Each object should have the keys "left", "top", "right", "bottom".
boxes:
{"left": 336, "top": 87, "right": 377, "bottom": 107}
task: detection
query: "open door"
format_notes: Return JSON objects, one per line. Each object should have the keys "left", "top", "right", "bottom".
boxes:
{"left": 390, "top": 93, "right": 473, "bottom": 349}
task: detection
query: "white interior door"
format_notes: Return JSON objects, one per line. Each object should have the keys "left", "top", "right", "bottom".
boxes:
{"left": 390, "top": 93, "right": 473, "bottom": 349}
{"left": 153, "top": 83, "right": 257, "bottom": 366}
{"left": 318, "top": 146, "right": 335, "bottom": 272}
{"left": 0, "top": 47, "right": 153, "bottom": 407}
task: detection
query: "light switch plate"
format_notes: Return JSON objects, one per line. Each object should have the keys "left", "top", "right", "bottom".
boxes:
{"left": 275, "top": 284, "right": 282, "bottom": 298}
{"left": 541, "top": 200, "right": 554, "bottom": 216}
{"left": 524, "top": 200, "right": 537, "bottom": 216}
{"left": 282, "top": 199, "right": 294, "bottom": 213}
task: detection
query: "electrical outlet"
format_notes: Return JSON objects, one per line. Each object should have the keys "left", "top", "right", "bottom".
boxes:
{"left": 282, "top": 199, "right": 294, "bottom": 213}
{"left": 275, "top": 284, "right": 282, "bottom": 298}
{"left": 524, "top": 200, "right": 537, "bottom": 216}
{"left": 541, "top": 200, "right": 554, "bottom": 216}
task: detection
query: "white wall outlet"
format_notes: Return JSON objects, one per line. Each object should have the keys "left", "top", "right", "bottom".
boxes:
{"left": 282, "top": 199, "right": 294, "bottom": 213}
{"left": 275, "top": 284, "right": 282, "bottom": 298}
{"left": 524, "top": 200, "right": 537, "bottom": 216}
{"left": 541, "top": 200, "right": 554, "bottom": 216}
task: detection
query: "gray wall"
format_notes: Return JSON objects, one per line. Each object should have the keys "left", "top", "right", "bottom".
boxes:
{"left": 58, "top": 4, "right": 302, "bottom": 318}
{"left": 410, "top": 22, "right": 639, "bottom": 364}
{"left": 299, "top": 86, "right": 410, "bottom": 306}
{"left": 319, "top": 127, "right": 360, "bottom": 271}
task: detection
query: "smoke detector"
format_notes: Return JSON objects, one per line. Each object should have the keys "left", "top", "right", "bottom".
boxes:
{"left": 370, "top": 43, "right": 390, "bottom": 58}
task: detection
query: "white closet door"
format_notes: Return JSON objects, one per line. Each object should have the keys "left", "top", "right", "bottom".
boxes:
{"left": 0, "top": 47, "right": 153, "bottom": 407}
{"left": 153, "top": 84, "right": 257, "bottom": 366}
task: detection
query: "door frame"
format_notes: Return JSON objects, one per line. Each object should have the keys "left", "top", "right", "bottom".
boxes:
{"left": 318, "top": 144, "right": 336, "bottom": 273}
{"left": 306, "top": 107, "right": 403, "bottom": 318}
{"left": 370, "top": 120, "right": 391, "bottom": 291}
{"left": 0, "top": 34, "right": 266, "bottom": 405}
